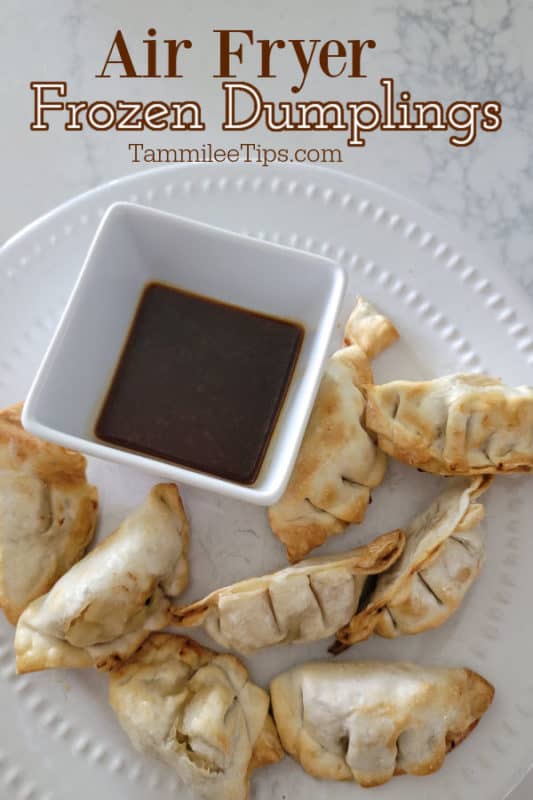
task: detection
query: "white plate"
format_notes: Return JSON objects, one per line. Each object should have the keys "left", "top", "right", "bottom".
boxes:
{"left": 1, "top": 164, "right": 532, "bottom": 800}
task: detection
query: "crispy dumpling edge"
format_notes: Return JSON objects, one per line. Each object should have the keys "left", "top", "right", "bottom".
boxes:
{"left": 14, "top": 483, "right": 189, "bottom": 673}
{"left": 364, "top": 376, "right": 533, "bottom": 475}
{"left": 0, "top": 402, "right": 99, "bottom": 624}
{"left": 332, "top": 476, "right": 492, "bottom": 651}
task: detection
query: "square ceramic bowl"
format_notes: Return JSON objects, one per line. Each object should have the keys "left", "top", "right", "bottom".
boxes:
{"left": 23, "top": 202, "right": 346, "bottom": 505}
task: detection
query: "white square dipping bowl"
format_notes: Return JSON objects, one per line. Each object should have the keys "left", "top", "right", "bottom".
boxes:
{"left": 23, "top": 202, "right": 346, "bottom": 505}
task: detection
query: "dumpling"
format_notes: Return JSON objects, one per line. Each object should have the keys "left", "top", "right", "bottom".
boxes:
{"left": 109, "top": 633, "right": 283, "bottom": 800}
{"left": 365, "top": 373, "right": 533, "bottom": 474}
{"left": 269, "top": 297, "right": 399, "bottom": 562}
{"left": 0, "top": 402, "right": 98, "bottom": 623}
{"left": 270, "top": 660, "right": 494, "bottom": 787}
{"left": 334, "top": 476, "right": 491, "bottom": 650}
{"left": 172, "top": 530, "right": 404, "bottom": 654}
{"left": 343, "top": 295, "right": 399, "bottom": 358}
{"left": 15, "top": 483, "right": 189, "bottom": 672}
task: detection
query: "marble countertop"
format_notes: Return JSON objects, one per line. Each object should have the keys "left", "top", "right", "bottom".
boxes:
{"left": 1, "top": 1, "right": 532, "bottom": 797}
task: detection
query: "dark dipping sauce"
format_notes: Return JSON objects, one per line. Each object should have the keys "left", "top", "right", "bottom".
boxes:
{"left": 95, "top": 282, "right": 304, "bottom": 484}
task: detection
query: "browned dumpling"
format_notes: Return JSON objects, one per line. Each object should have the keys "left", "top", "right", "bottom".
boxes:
{"left": 0, "top": 402, "right": 98, "bottom": 623}
{"left": 270, "top": 660, "right": 494, "bottom": 788}
{"left": 109, "top": 634, "right": 283, "bottom": 800}
{"left": 334, "top": 476, "right": 491, "bottom": 650}
{"left": 171, "top": 530, "right": 404, "bottom": 654}
{"left": 15, "top": 484, "right": 189, "bottom": 672}
{"left": 365, "top": 373, "right": 533, "bottom": 474}
{"left": 269, "top": 297, "right": 399, "bottom": 562}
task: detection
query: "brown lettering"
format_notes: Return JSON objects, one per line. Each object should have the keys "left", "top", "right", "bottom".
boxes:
{"left": 30, "top": 81, "right": 66, "bottom": 130}
{"left": 319, "top": 40, "right": 347, "bottom": 77}
{"left": 143, "top": 28, "right": 160, "bottom": 78}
